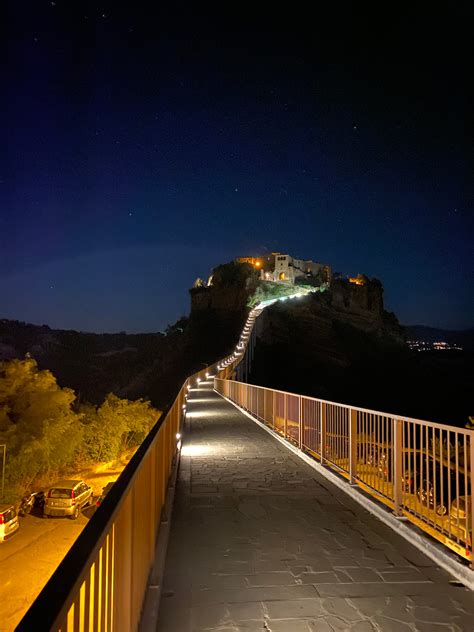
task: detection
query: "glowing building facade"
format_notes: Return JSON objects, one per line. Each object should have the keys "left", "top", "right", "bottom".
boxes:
{"left": 236, "top": 253, "right": 332, "bottom": 285}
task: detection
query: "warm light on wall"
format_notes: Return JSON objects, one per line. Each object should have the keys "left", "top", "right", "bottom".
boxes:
{"left": 349, "top": 276, "right": 365, "bottom": 286}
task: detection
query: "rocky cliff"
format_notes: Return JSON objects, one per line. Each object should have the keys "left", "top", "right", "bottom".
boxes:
{"left": 256, "top": 276, "right": 404, "bottom": 368}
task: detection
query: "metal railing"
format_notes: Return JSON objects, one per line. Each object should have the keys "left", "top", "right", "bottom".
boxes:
{"left": 215, "top": 378, "right": 474, "bottom": 565}
{"left": 15, "top": 304, "right": 261, "bottom": 632}
{"left": 17, "top": 379, "right": 186, "bottom": 632}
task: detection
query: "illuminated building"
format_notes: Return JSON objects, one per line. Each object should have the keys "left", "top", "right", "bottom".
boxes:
{"left": 236, "top": 253, "right": 332, "bottom": 285}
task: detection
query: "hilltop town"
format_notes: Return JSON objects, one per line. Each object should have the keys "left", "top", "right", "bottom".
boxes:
{"left": 194, "top": 252, "right": 367, "bottom": 290}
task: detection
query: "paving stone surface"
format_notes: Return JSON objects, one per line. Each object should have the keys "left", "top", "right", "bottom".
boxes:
{"left": 156, "top": 385, "right": 474, "bottom": 631}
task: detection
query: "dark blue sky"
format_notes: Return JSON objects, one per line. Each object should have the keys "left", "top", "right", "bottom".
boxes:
{"left": 1, "top": 3, "right": 472, "bottom": 332}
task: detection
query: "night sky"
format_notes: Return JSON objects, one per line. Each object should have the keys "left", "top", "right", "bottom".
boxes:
{"left": 2, "top": 3, "right": 472, "bottom": 332}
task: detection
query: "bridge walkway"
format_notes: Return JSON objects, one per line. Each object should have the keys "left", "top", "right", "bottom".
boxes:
{"left": 157, "top": 382, "right": 474, "bottom": 631}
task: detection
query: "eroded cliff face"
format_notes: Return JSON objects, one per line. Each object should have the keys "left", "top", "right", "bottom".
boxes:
{"left": 331, "top": 278, "right": 384, "bottom": 319}
{"left": 256, "top": 277, "right": 404, "bottom": 367}
{"left": 185, "top": 263, "right": 259, "bottom": 362}
{"left": 189, "top": 263, "right": 258, "bottom": 315}
{"left": 324, "top": 278, "right": 404, "bottom": 342}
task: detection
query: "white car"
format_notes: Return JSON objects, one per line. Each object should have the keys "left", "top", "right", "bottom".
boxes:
{"left": 0, "top": 504, "right": 19, "bottom": 542}
{"left": 43, "top": 480, "right": 93, "bottom": 519}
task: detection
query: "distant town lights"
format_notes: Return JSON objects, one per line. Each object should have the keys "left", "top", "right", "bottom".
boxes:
{"left": 407, "top": 339, "right": 463, "bottom": 352}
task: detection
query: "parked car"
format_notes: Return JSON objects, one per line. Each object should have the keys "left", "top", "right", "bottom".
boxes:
{"left": 450, "top": 495, "right": 472, "bottom": 547}
{"left": 408, "top": 457, "right": 465, "bottom": 517}
{"left": 19, "top": 490, "right": 46, "bottom": 516}
{"left": 43, "top": 480, "right": 93, "bottom": 519}
{"left": 450, "top": 495, "right": 472, "bottom": 520}
{"left": 363, "top": 446, "right": 391, "bottom": 482}
{"left": 96, "top": 482, "right": 115, "bottom": 507}
{"left": 0, "top": 504, "right": 19, "bottom": 542}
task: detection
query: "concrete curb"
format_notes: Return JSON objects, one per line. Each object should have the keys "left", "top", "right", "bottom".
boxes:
{"left": 217, "top": 390, "right": 474, "bottom": 591}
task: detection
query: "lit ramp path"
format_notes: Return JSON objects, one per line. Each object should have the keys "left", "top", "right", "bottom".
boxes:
{"left": 157, "top": 382, "right": 474, "bottom": 631}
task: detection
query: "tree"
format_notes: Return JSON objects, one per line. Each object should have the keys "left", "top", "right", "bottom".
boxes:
{"left": 80, "top": 394, "right": 159, "bottom": 462}
{"left": 0, "top": 358, "right": 83, "bottom": 487}
{"left": 0, "top": 358, "right": 160, "bottom": 490}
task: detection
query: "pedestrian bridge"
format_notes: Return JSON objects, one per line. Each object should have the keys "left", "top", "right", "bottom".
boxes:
{"left": 17, "top": 306, "right": 474, "bottom": 631}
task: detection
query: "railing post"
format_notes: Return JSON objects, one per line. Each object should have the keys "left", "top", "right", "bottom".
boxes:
{"left": 114, "top": 491, "right": 133, "bottom": 631}
{"left": 272, "top": 391, "right": 275, "bottom": 430}
{"left": 470, "top": 433, "right": 474, "bottom": 568}
{"left": 284, "top": 393, "right": 288, "bottom": 438}
{"left": 298, "top": 396, "right": 303, "bottom": 450}
{"left": 320, "top": 401, "right": 326, "bottom": 465}
{"left": 393, "top": 418, "right": 403, "bottom": 516}
{"left": 349, "top": 408, "right": 357, "bottom": 484}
